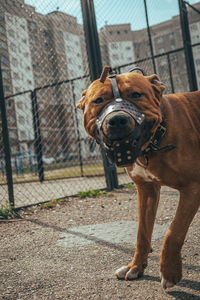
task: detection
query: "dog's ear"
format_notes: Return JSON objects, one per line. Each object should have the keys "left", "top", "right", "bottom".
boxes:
{"left": 148, "top": 74, "right": 165, "bottom": 95}
{"left": 76, "top": 90, "right": 87, "bottom": 110}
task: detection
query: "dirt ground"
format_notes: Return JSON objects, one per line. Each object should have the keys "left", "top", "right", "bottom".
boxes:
{"left": 0, "top": 186, "right": 199, "bottom": 300}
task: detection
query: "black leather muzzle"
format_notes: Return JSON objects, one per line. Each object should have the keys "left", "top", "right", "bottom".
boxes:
{"left": 95, "top": 75, "right": 153, "bottom": 167}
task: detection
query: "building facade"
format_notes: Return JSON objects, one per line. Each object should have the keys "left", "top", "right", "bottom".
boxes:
{"left": 0, "top": 0, "right": 88, "bottom": 159}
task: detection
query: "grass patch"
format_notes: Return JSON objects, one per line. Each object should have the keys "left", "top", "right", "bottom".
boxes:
{"left": 77, "top": 189, "right": 107, "bottom": 198}
{"left": 0, "top": 201, "right": 16, "bottom": 219}
{"left": 40, "top": 198, "right": 60, "bottom": 209}
{"left": 122, "top": 182, "right": 136, "bottom": 189}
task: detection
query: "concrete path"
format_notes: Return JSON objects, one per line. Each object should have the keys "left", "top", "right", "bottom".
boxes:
{"left": 0, "top": 173, "right": 130, "bottom": 208}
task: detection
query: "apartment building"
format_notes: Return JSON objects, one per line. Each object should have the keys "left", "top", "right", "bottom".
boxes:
{"left": 0, "top": 0, "right": 88, "bottom": 158}
{"left": 100, "top": 24, "right": 135, "bottom": 72}
{"left": 100, "top": 2, "right": 200, "bottom": 92}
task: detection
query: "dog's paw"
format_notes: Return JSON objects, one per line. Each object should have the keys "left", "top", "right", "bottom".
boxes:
{"left": 160, "top": 272, "right": 175, "bottom": 289}
{"left": 114, "top": 266, "right": 141, "bottom": 280}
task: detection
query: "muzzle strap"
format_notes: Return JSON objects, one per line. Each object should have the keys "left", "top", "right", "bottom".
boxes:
{"left": 109, "top": 76, "right": 121, "bottom": 99}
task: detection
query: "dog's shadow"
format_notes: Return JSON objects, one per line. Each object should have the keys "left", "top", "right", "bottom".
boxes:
{"left": 28, "top": 218, "right": 200, "bottom": 297}
{"left": 142, "top": 274, "right": 200, "bottom": 299}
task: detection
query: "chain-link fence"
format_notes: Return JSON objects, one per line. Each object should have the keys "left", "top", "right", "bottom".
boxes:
{"left": 0, "top": 0, "right": 200, "bottom": 208}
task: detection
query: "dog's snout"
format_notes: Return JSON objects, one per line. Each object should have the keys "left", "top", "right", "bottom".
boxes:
{"left": 108, "top": 114, "right": 130, "bottom": 129}
{"left": 102, "top": 112, "right": 135, "bottom": 140}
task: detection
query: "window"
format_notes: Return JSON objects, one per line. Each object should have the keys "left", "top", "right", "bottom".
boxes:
{"left": 58, "top": 31, "right": 63, "bottom": 38}
{"left": 7, "top": 100, "right": 12, "bottom": 108}
{"left": 43, "top": 131, "right": 48, "bottom": 138}
{"left": 41, "top": 117, "right": 46, "bottom": 125}
{"left": 109, "top": 31, "right": 113, "bottom": 35}
{"left": 43, "top": 30, "right": 49, "bottom": 37}
{"left": 1, "top": 55, "right": 8, "bottom": 65}
{"left": 16, "top": 102, "right": 23, "bottom": 109}
{"left": 12, "top": 57, "right": 18, "bottom": 67}
{"left": 35, "top": 77, "right": 41, "bottom": 84}
{"left": 58, "top": 43, "right": 64, "bottom": 51}
{"left": 111, "top": 43, "right": 118, "bottom": 49}
{"left": 117, "top": 31, "right": 120, "bottom": 35}
{"left": 196, "top": 59, "right": 200, "bottom": 65}
{"left": 6, "top": 15, "right": 13, "bottom": 23}
{"left": 20, "top": 130, "right": 27, "bottom": 140}
{"left": 2, "top": 69, "right": 8, "bottom": 79}
{"left": 31, "top": 36, "right": 37, "bottom": 44}
{"left": 13, "top": 72, "right": 20, "bottom": 80}
{"left": 4, "top": 85, "right": 11, "bottom": 92}
{"left": 18, "top": 116, "right": 25, "bottom": 124}
{"left": 157, "top": 37, "right": 164, "bottom": 43}
{"left": 14, "top": 87, "right": 21, "bottom": 93}
{"left": 169, "top": 32, "right": 175, "bottom": 39}
{"left": 33, "top": 63, "right": 39, "bottom": 70}
{"left": 112, "top": 54, "right": 119, "bottom": 60}
{"left": 134, "top": 43, "right": 139, "bottom": 49}
{"left": 10, "top": 42, "right": 16, "bottom": 52}
{"left": 29, "top": 22, "right": 36, "bottom": 30}
{"left": 172, "top": 54, "right": 178, "bottom": 62}
{"left": 158, "top": 48, "right": 165, "bottom": 54}
{"left": 7, "top": 115, "right": 14, "bottom": 123}
{"left": 0, "top": 40, "right": 6, "bottom": 49}
{"left": 8, "top": 29, "right": 15, "bottom": 38}
{"left": 32, "top": 48, "right": 38, "bottom": 56}
{"left": 44, "top": 42, "right": 49, "bottom": 50}
{"left": 190, "top": 24, "right": 198, "bottom": 31}
{"left": 0, "top": 26, "right": 4, "bottom": 34}
{"left": 9, "top": 131, "right": 17, "bottom": 139}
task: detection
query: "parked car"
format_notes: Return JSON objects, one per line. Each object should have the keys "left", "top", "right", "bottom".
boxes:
{"left": 42, "top": 156, "right": 55, "bottom": 164}
{"left": 56, "top": 153, "right": 74, "bottom": 162}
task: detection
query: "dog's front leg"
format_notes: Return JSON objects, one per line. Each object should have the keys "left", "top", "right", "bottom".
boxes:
{"left": 160, "top": 184, "right": 200, "bottom": 289}
{"left": 115, "top": 182, "right": 160, "bottom": 280}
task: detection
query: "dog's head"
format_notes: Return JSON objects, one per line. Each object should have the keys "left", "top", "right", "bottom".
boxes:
{"left": 77, "top": 69, "right": 165, "bottom": 166}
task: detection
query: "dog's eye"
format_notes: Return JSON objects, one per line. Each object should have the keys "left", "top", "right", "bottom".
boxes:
{"left": 93, "top": 97, "right": 104, "bottom": 105}
{"left": 129, "top": 92, "right": 143, "bottom": 100}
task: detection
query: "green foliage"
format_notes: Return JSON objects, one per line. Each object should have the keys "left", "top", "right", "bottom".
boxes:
{"left": 40, "top": 198, "right": 60, "bottom": 209}
{"left": 122, "top": 182, "right": 136, "bottom": 189}
{"left": 77, "top": 189, "right": 107, "bottom": 198}
{"left": 0, "top": 201, "right": 16, "bottom": 219}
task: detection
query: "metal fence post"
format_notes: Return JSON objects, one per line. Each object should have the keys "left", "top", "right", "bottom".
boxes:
{"left": 178, "top": 0, "right": 198, "bottom": 91}
{"left": 167, "top": 54, "right": 175, "bottom": 93}
{"left": 31, "top": 89, "right": 44, "bottom": 182}
{"left": 0, "top": 64, "right": 14, "bottom": 207}
{"left": 71, "top": 81, "right": 84, "bottom": 177}
{"left": 80, "top": 0, "right": 118, "bottom": 190}
{"left": 144, "top": 0, "right": 157, "bottom": 74}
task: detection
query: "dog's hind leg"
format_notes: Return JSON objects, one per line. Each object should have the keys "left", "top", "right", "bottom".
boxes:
{"left": 160, "top": 183, "right": 200, "bottom": 289}
{"left": 115, "top": 182, "right": 160, "bottom": 280}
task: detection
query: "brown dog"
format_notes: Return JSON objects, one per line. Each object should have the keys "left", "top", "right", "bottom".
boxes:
{"left": 76, "top": 67, "right": 200, "bottom": 289}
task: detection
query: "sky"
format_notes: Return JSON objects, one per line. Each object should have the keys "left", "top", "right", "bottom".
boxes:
{"left": 25, "top": 0, "right": 200, "bottom": 31}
